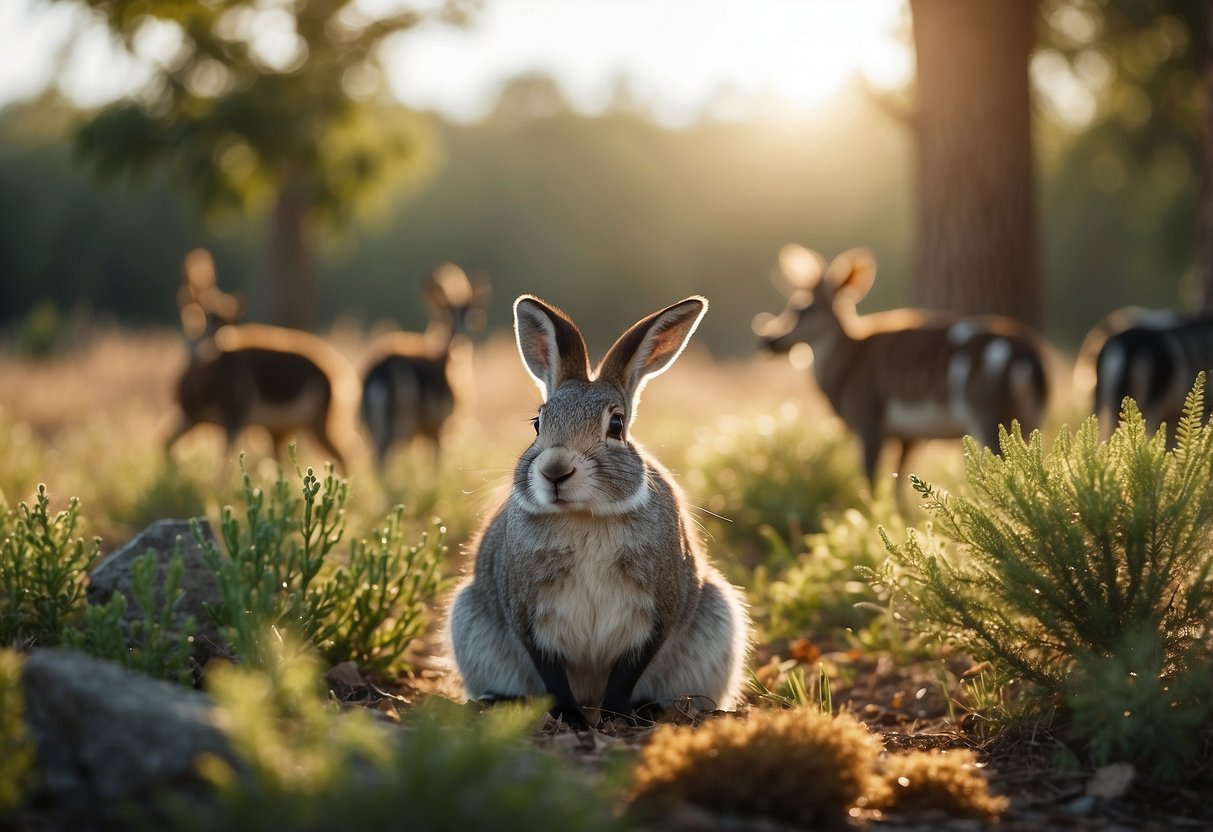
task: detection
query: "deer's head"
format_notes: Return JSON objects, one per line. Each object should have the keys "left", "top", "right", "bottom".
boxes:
{"left": 755, "top": 245, "right": 876, "bottom": 353}
{"left": 425, "top": 263, "right": 491, "bottom": 340}
{"left": 177, "top": 249, "right": 244, "bottom": 343}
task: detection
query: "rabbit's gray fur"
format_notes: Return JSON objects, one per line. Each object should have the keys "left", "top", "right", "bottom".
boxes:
{"left": 448, "top": 294, "right": 749, "bottom": 725}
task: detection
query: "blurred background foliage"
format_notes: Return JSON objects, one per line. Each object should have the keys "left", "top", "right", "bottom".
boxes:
{"left": 0, "top": 0, "right": 1204, "bottom": 356}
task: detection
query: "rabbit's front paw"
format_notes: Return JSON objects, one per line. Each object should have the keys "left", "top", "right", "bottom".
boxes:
{"left": 550, "top": 702, "right": 590, "bottom": 730}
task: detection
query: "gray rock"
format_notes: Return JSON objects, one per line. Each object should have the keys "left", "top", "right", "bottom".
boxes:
{"left": 19, "top": 648, "right": 238, "bottom": 828}
{"left": 88, "top": 518, "right": 227, "bottom": 663}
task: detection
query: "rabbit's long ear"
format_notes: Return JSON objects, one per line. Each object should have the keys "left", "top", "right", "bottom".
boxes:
{"left": 599, "top": 296, "right": 706, "bottom": 412}
{"left": 514, "top": 295, "right": 591, "bottom": 399}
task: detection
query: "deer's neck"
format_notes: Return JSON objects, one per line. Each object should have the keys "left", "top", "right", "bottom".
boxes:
{"left": 424, "top": 322, "right": 456, "bottom": 358}
{"left": 807, "top": 313, "right": 860, "bottom": 400}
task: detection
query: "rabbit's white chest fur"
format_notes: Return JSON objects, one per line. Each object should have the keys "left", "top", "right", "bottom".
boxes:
{"left": 527, "top": 517, "right": 656, "bottom": 675}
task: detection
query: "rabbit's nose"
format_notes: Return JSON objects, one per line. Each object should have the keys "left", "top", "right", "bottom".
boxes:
{"left": 541, "top": 463, "right": 576, "bottom": 485}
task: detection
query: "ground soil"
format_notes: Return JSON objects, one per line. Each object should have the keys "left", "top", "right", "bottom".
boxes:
{"left": 323, "top": 639, "right": 1213, "bottom": 832}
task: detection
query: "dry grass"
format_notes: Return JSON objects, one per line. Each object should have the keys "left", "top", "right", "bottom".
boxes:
{"left": 629, "top": 708, "right": 887, "bottom": 826}
{"left": 878, "top": 748, "right": 1008, "bottom": 819}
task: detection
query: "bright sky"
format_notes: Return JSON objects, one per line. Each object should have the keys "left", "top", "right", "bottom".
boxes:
{"left": 0, "top": 0, "right": 912, "bottom": 125}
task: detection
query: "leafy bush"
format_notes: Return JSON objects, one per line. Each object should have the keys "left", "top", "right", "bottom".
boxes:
{"left": 0, "top": 486, "right": 99, "bottom": 648}
{"left": 682, "top": 405, "right": 864, "bottom": 565}
{"left": 754, "top": 507, "right": 900, "bottom": 645}
{"left": 173, "top": 647, "right": 627, "bottom": 832}
{"left": 629, "top": 708, "right": 885, "bottom": 826}
{"left": 201, "top": 463, "right": 447, "bottom": 676}
{"left": 0, "top": 649, "right": 30, "bottom": 815}
{"left": 18, "top": 299, "right": 69, "bottom": 358}
{"left": 66, "top": 548, "right": 196, "bottom": 685}
{"left": 877, "top": 379, "right": 1213, "bottom": 779}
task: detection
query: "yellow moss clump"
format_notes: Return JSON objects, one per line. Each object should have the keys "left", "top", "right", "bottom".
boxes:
{"left": 629, "top": 708, "right": 886, "bottom": 826}
{"left": 878, "top": 749, "right": 1008, "bottom": 819}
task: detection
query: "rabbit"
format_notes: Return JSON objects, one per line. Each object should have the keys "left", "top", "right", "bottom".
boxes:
{"left": 448, "top": 294, "right": 750, "bottom": 728}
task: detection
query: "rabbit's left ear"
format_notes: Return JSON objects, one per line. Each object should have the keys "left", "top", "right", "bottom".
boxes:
{"left": 599, "top": 296, "right": 707, "bottom": 411}
{"left": 514, "top": 295, "right": 591, "bottom": 399}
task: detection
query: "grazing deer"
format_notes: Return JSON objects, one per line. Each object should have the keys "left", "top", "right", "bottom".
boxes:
{"left": 167, "top": 249, "right": 360, "bottom": 470}
{"left": 755, "top": 245, "right": 1049, "bottom": 502}
{"left": 1088, "top": 309, "right": 1213, "bottom": 441}
{"left": 360, "top": 264, "right": 490, "bottom": 470}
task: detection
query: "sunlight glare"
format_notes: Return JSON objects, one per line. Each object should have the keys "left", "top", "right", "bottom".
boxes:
{"left": 0, "top": 0, "right": 910, "bottom": 122}
{"left": 383, "top": 0, "right": 910, "bottom": 124}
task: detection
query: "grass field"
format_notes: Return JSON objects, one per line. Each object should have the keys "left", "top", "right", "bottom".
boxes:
{"left": 3, "top": 325, "right": 1210, "bottom": 830}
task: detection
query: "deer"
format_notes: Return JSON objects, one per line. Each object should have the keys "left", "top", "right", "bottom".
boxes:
{"left": 755, "top": 244, "right": 1049, "bottom": 507}
{"left": 1087, "top": 309, "right": 1213, "bottom": 442}
{"left": 359, "top": 264, "right": 490, "bottom": 470}
{"left": 1073, "top": 306, "right": 1183, "bottom": 409}
{"left": 166, "top": 249, "right": 361, "bottom": 471}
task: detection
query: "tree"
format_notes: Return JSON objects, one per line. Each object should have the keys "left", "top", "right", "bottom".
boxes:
{"left": 64, "top": 0, "right": 473, "bottom": 328}
{"left": 908, "top": 0, "right": 1042, "bottom": 328}
{"left": 1199, "top": 2, "right": 1213, "bottom": 307}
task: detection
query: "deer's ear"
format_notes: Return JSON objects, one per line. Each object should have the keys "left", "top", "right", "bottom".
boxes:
{"left": 828, "top": 248, "right": 877, "bottom": 303}
{"left": 773, "top": 244, "right": 826, "bottom": 296}
{"left": 212, "top": 290, "right": 244, "bottom": 326}
{"left": 183, "top": 249, "right": 216, "bottom": 297}
{"left": 471, "top": 273, "right": 492, "bottom": 306}
{"left": 513, "top": 295, "right": 590, "bottom": 399}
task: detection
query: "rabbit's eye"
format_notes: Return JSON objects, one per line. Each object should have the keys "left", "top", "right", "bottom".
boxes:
{"left": 607, "top": 412, "right": 626, "bottom": 440}
{"left": 531, "top": 415, "right": 540, "bottom": 435}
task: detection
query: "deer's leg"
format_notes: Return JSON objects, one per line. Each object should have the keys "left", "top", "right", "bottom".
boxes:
{"left": 372, "top": 430, "right": 393, "bottom": 473}
{"left": 893, "top": 438, "right": 918, "bottom": 516}
{"left": 423, "top": 429, "right": 443, "bottom": 471}
{"left": 312, "top": 428, "right": 347, "bottom": 474}
{"left": 223, "top": 423, "right": 242, "bottom": 464}
{"left": 269, "top": 431, "right": 289, "bottom": 463}
{"left": 164, "top": 417, "right": 196, "bottom": 462}
{"left": 857, "top": 423, "right": 885, "bottom": 496}
{"left": 974, "top": 421, "right": 1003, "bottom": 456}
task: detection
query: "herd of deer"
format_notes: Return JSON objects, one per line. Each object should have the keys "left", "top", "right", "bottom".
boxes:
{"left": 167, "top": 249, "right": 489, "bottom": 474}
{"left": 164, "top": 244, "right": 1213, "bottom": 721}
{"left": 166, "top": 245, "right": 1213, "bottom": 496}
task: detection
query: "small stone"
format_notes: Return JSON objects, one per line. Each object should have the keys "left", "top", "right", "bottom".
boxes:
{"left": 87, "top": 518, "right": 226, "bottom": 663}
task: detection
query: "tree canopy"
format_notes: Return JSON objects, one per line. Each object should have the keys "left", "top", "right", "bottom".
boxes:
{"left": 64, "top": 0, "right": 474, "bottom": 326}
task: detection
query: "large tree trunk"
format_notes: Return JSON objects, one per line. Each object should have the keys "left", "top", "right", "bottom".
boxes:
{"left": 1198, "top": 1, "right": 1213, "bottom": 309}
{"left": 909, "top": 0, "right": 1041, "bottom": 328}
{"left": 267, "top": 162, "right": 317, "bottom": 330}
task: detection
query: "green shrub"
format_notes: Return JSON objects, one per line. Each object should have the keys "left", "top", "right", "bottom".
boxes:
{"left": 877, "top": 379, "right": 1213, "bottom": 779}
{"left": 174, "top": 646, "right": 627, "bottom": 832}
{"left": 755, "top": 507, "right": 898, "bottom": 645}
{"left": 0, "top": 649, "right": 30, "bottom": 815}
{"left": 201, "top": 462, "right": 447, "bottom": 676}
{"left": 0, "top": 485, "right": 99, "bottom": 648}
{"left": 319, "top": 506, "right": 446, "bottom": 675}
{"left": 1065, "top": 631, "right": 1213, "bottom": 782}
{"left": 682, "top": 406, "right": 864, "bottom": 565}
{"left": 18, "top": 300, "right": 68, "bottom": 358}
{"left": 66, "top": 548, "right": 196, "bottom": 685}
